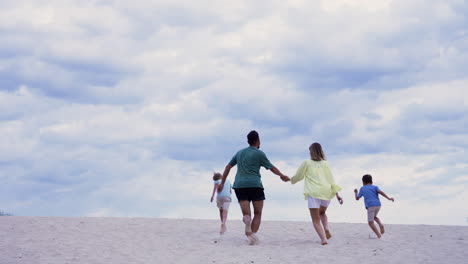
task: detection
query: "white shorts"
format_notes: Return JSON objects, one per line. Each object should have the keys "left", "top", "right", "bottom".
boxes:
{"left": 308, "top": 196, "right": 331, "bottom": 209}
{"left": 216, "top": 196, "right": 232, "bottom": 210}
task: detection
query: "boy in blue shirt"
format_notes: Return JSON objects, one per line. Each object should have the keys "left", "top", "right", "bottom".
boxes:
{"left": 354, "top": 174, "right": 394, "bottom": 238}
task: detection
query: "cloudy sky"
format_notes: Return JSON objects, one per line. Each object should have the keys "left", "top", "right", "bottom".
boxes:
{"left": 1, "top": 0, "right": 467, "bottom": 225}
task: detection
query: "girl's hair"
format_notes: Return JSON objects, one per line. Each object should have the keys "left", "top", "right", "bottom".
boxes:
{"left": 213, "top": 172, "right": 222, "bottom": 181}
{"left": 309, "top": 142, "right": 326, "bottom": 161}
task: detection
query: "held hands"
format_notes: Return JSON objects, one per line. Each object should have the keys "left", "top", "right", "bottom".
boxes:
{"left": 280, "top": 175, "right": 290, "bottom": 182}
{"left": 389, "top": 197, "right": 395, "bottom": 202}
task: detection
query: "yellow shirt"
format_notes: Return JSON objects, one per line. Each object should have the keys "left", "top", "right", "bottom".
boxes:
{"left": 290, "top": 159, "right": 342, "bottom": 200}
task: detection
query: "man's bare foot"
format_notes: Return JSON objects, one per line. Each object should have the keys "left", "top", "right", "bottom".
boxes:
{"left": 321, "top": 240, "right": 328, "bottom": 245}
{"left": 379, "top": 225, "right": 385, "bottom": 234}
{"left": 253, "top": 233, "right": 259, "bottom": 244}
{"left": 247, "top": 233, "right": 259, "bottom": 245}
{"left": 247, "top": 235, "right": 256, "bottom": 245}
{"left": 243, "top": 215, "right": 252, "bottom": 236}
{"left": 325, "top": 230, "right": 332, "bottom": 239}
{"left": 220, "top": 224, "right": 227, "bottom": 235}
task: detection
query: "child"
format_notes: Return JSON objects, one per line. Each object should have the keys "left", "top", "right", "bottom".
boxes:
{"left": 290, "top": 142, "right": 343, "bottom": 245}
{"left": 354, "top": 174, "right": 394, "bottom": 238}
{"left": 210, "top": 172, "right": 232, "bottom": 234}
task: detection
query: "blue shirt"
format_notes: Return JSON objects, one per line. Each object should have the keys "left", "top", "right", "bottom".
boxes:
{"left": 229, "top": 146, "right": 274, "bottom": 189}
{"left": 358, "top": 185, "right": 381, "bottom": 208}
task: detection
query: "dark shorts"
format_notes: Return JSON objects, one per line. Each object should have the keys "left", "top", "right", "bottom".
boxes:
{"left": 234, "top": 188, "right": 265, "bottom": 202}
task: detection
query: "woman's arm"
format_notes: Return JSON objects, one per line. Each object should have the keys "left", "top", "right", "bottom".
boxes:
{"left": 290, "top": 161, "right": 307, "bottom": 184}
{"left": 336, "top": 192, "right": 343, "bottom": 204}
{"left": 324, "top": 163, "right": 342, "bottom": 197}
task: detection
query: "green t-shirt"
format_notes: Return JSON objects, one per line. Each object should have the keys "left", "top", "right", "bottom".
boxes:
{"left": 229, "top": 146, "right": 274, "bottom": 189}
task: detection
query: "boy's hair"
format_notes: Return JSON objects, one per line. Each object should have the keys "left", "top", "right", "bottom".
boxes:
{"left": 247, "top": 130, "right": 259, "bottom": 145}
{"left": 309, "top": 142, "right": 326, "bottom": 161}
{"left": 362, "top": 174, "right": 373, "bottom": 184}
{"left": 213, "top": 172, "right": 222, "bottom": 181}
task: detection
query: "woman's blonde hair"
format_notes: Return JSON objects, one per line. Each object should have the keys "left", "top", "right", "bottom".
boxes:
{"left": 309, "top": 142, "right": 326, "bottom": 161}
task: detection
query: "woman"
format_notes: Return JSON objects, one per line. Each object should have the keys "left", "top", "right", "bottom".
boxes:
{"left": 291, "top": 142, "right": 343, "bottom": 245}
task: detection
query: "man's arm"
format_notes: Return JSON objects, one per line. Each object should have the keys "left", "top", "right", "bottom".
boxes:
{"left": 218, "top": 164, "right": 233, "bottom": 192}
{"left": 258, "top": 151, "right": 289, "bottom": 182}
{"left": 270, "top": 166, "right": 290, "bottom": 182}
{"left": 378, "top": 190, "right": 394, "bottom": 202}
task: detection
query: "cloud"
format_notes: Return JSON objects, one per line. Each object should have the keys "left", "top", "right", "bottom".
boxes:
{"left": 0, "top": 0, "right": 467, "bottom": 225}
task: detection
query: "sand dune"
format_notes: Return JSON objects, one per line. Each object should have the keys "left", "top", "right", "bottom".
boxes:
{"left": 2, "top": 216, "right": 467, "bottom": 264}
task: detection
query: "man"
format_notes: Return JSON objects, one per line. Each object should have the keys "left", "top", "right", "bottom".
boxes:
{"left": 218, "top": 130, "right": 289, "bottom": 245}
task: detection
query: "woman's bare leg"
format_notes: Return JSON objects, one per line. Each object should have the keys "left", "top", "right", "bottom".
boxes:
{"left": 319, "top": 206, "right": 331, "bottom": 239}
{"left": 310, "top": 208, "right": 328, "bottom": 245}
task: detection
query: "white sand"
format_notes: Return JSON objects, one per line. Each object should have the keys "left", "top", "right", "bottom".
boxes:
{"left": 2, "top": 216, "right": 467, "bottom": 264}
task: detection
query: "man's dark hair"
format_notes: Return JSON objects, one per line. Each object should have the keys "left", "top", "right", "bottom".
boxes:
{"left": 362, "top": 174, "right": 373, "bottom": 184}
{"left": 247, "top": 130, "right": 259, "bottom": 145}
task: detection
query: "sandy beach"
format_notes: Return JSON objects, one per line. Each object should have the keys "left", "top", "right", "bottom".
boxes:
{"left": 2, "top": 216, "right": 467, "bottom": 264}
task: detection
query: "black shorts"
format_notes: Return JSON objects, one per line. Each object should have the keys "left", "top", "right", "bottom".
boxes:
{"left": 234, "top": 188, "right": 265, "bottom": 202}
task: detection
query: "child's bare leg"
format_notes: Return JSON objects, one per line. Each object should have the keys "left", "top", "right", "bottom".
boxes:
{"left": 368, "top": 221, "right": 382, "bottom": 238}
{"left": 310, "top": 208, "right": 328, "bottom": 245}
{"left": 220, "top": 209, "right": 228, "bottom": 234}
{"left": 374, "top": 216, "right": 384, "bottom": 234}
{"left": 222, "top": 209, "right": 228, "bottom": 225}
{"left": 218, "top": 208, "right": 224, "bottom": 233}
{"left": 222, "top": 203, "right": 229, "bottom": 230}
{"left": 319, "top": 206, "right": 331, "bottom": 239}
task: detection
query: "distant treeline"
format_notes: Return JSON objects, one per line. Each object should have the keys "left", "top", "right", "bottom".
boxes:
{"left": 0, "top": 211, "right": 12, "bottom": 216}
